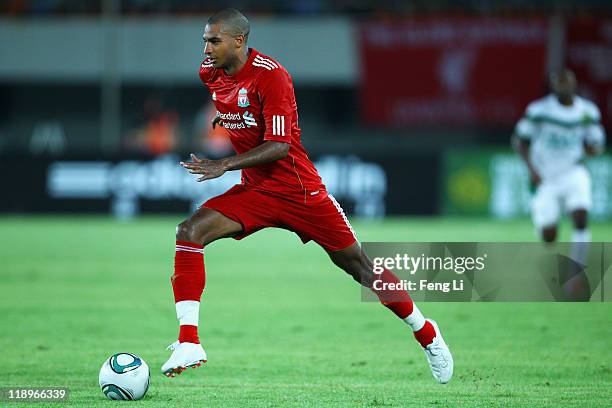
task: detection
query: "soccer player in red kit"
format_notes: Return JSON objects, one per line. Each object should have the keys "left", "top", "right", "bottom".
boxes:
{"left": 163, "top": 8, "right": 453, "bottom": 384}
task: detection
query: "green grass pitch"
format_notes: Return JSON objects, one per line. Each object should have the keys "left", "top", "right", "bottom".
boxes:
{"left": 0, "top": 216, "right": 610, "bottom": 407}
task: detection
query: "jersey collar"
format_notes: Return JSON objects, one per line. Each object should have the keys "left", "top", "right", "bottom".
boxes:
{"left": 549, "top": 93, "right": 576, "bottom": 109}
{"left": 223, "top": 48, "right": 258, "bottom": 82}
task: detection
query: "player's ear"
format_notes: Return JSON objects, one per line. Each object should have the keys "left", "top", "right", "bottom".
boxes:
{"left": 234, "top": 34, "right": 246, "bottom": 48}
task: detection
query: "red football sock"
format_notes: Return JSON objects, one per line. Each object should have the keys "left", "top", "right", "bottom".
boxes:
{"left": 413, "top": 320, "right": 436, "bottom": 347}
{"left": 172, "top": 240, "right": 205, "bottom": 301}
{"left": 179, "top": 325, "right": 200, "bottom": 344}
{"left": 172, "top": 240, "right": 205, "bottom": 344}
{"left": 370, "top": 268, "right": 436, "bottom": 347}
{"left": 371, "top": 268, "right": 414, "bottom": 319}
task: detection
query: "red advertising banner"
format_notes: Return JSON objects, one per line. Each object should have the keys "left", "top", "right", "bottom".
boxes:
{"left": 566, "top": 18, "right": 612, "bottom": 126}
{"left": 359, "top": 19, "right": 548, "bottom": 126}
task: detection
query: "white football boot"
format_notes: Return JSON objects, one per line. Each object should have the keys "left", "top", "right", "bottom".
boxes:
{"left": 161, "top": 341, "right": 207, "bottom": 377}
{"left": 422, "top": 319, "right": 453, "bottom": 384}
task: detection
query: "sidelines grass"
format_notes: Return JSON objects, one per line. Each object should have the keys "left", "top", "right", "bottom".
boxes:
{"left": 0, "top": 216, "right": 610, "bottom": 407}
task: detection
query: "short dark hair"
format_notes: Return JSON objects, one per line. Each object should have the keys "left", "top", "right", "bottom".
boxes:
{"left": 208, "top": 9, "right": 250, "bottom": 43}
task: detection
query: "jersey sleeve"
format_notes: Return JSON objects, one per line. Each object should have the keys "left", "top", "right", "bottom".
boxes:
{"left": 514, "top": 104, "right": 537, "bottom": 140}
{"left": 199, "top": 59, "right": 216, "bottom": 85}
{"left": 583, "top": 103, "right": 606, "bottom": 149}
{"left": 258, "top": 69, "right": 293, "bottom": 144}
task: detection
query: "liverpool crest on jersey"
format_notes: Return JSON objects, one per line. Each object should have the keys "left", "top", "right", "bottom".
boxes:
{"left": 237, "top": 88, "right": 250, "bottom": 108}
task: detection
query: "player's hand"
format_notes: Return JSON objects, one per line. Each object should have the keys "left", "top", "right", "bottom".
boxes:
{"left": 180, "top": 154, "right": 228, "bottom": 182}
{"left": 212, "top": 116, "right": 223, "bottom": 129}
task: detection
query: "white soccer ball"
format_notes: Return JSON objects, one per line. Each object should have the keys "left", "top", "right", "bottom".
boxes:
{"left": 99, "top": 353, "right": 150, "bottom": 401}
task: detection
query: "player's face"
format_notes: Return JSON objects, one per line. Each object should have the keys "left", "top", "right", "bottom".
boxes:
{"left": 551, "top": 71, "right": 577, "bottom": 100}
{"left": 203, "top": 23, "right": 239, "bottom": 69}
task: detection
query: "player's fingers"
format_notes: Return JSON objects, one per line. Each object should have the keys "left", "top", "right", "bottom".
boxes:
{"left": 182, "top": 165, "right": 201, "bottom": 172}
{"left": 180, "top": 162, "right": 203, "bottom": 172}
{"left": 185, "top": 161, "right": 209, "bottom": 170}
{"left": 190, "top": 153, "right": 204, "bottom": 163}
{"left": 198, "top": 172, "right": 219, "bottom": 182}
{"left": 180, "top": 160, "right": 201, "bottom": 168}
{"left": 188, "top": 167, "right": 205, "bottom": 174}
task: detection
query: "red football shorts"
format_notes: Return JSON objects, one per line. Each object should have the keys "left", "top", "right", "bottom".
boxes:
{"left": 202, "top": 184, "right": 357, "bottom": 252}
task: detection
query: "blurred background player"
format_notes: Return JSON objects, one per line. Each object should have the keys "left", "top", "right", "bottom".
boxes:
{"left": 162, "top": 8, "right": 453, "bottom": 383}
{"left": 513, "top": 69, "right": 606, "bottom": 297}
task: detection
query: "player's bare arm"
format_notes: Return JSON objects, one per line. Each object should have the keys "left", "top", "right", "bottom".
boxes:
{"left": 180, "top": 141, "right": 289, "bottom": 181}
{"left": 513, "top": 135, "right": 541, "bottom": 185}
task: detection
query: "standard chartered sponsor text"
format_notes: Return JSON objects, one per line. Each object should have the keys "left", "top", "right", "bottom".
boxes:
{"left": 217, "top": 112, "right": 242, "bottom": 120}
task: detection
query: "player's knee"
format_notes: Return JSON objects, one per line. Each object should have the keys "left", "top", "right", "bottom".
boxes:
{"left": 176, "top": 220, "right": 199, "bottom": 243}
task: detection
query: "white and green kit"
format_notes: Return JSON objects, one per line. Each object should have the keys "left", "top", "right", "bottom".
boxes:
{"left": 515, "top": 94, "right": 605, "bottom": 229}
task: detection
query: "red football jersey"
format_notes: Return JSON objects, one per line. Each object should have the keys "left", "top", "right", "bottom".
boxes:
{"left": 199, "top": 48, "right": 325, "bottom": 198}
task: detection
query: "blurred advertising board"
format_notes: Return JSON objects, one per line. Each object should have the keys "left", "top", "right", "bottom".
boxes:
{"left": 442, "top": 150, "right": 612, "bottom": 219}
{"left": 359, "top": 18, "right": 548, "bottom": 126}
{"left": 0, "top": 153, "right": 439, "bottom": 218}
{"left": 566, "top": 18, "right": 612, "bottom": 126}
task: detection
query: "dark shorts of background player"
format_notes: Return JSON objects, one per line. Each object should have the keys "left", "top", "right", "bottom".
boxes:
{"left": 202, "top": 184, "right": 357, "bottom": 252}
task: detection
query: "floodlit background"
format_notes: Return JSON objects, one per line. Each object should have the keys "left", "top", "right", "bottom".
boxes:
{"left": 0, "top": 0, "right": 610, "bottom": 219}
{"left": 0, "top": 1, "right": 610, "bottom": 407}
